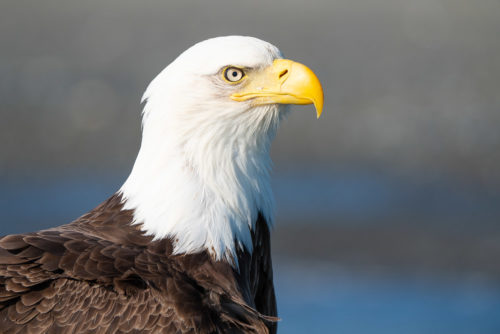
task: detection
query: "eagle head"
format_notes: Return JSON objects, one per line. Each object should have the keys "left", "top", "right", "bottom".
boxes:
{"left": 120, "top": 36, "right": 323, "bottom": 264}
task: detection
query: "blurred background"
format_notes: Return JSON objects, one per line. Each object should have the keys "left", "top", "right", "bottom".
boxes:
{"left": 1, "top": 0, "right": 500, "bottom": 332}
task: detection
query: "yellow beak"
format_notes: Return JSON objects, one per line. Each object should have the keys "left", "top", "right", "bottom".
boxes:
{"left": 230, "top": 59, "right": 324, "bottom": 118}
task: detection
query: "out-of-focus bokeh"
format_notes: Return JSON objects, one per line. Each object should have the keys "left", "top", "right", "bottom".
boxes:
{"left": 1, "top": 0, "right": 500, "bottom": 333}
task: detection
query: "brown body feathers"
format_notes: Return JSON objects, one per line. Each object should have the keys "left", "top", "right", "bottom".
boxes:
{"left": 0, "top": 194, "right": 277, "bottom": 333}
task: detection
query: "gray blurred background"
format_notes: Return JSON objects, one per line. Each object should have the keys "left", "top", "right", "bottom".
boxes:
{"left": 1, "top": 0, "right": 500, "bottom": 333}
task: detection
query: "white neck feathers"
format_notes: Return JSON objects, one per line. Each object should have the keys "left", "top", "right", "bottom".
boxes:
{"left": 120, "top": 91, "right": 282, "bottom": 264}
{"left": 119, "top": 35, "right": 285, "bottom": 264}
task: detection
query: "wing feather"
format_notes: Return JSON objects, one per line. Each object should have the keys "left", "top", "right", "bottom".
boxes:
{"left": 0, "top": 195, "right": 277, "bottom": 333}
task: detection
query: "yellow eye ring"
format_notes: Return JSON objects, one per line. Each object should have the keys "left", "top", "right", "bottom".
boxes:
{"left": 222, "top": 67, "right": 245, "bottom": 83}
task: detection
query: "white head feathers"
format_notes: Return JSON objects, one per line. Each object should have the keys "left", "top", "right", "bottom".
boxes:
{"left": 120, "top": 36, "right": 286, "bottom": 263}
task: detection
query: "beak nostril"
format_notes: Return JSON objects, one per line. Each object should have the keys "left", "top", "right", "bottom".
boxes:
{"left": 278, "top": 69, "right": 288, "bottom": 79}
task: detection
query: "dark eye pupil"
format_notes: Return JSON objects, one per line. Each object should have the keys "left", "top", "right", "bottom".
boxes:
{"left": 232, "top": 71, "right": 238, "bottom": 77}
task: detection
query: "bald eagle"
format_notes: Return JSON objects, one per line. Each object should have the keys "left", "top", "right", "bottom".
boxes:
{"left": 0, "top": 36, "right": 323, "bottom": 333}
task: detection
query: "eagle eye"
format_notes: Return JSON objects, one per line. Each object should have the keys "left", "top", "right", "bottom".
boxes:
{"left": 223, "top": 67, "right": 245, "bottom": 83}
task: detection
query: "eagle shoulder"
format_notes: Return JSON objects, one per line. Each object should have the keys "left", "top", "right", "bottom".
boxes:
{"left": 0, "top": 195, "right": 276, "bottom": 333}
